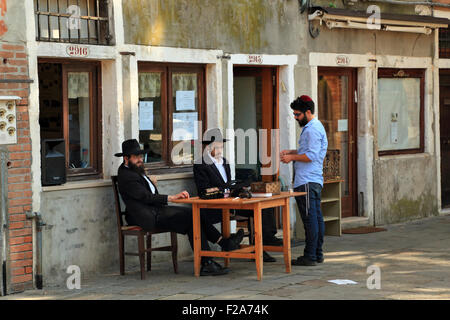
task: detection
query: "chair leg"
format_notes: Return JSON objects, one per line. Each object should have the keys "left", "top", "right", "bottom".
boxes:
{"left": 119, "top": 234, "right": 125, "bottom": 276}
{"left": 146, "top": 233, "right": 152, "bottom": 271}
{"left": 137, "top": 233, "right": 146, "bottom": 280}
{"left": 170, "top": 232, "right": 178, "bottom": 274}
{"left": 249, "top": 217, "right": 255, "bottom": 245}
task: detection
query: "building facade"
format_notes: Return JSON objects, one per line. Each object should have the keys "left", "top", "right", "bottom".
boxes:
{"left": 0, "top": 0, "right": 448, "bottom": 294}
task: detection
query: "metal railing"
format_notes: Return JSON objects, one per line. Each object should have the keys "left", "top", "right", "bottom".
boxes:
{"left": 35, "top": 0, "right": 112, "bottom": 45}
{"left": 440, "top": 27, "right": 450, "bottom": 59}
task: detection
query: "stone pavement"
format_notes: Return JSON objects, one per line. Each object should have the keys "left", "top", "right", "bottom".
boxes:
{"left": 2, "top": 214, "right": 450, "bottom": 300}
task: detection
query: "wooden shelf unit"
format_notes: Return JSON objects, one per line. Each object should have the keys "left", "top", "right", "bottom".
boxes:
{"left": 321, "top": 179, "right": 342, "bottom": 236}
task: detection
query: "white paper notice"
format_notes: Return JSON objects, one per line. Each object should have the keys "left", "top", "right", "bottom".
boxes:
{"left": 390, "top": 121, "right": 398, "bottom": 144}
{"left": 338, "top": 119, "right": 348, "bottom": 132}
{"left": 172, "top": 112, "right": 198, "bottom": 141}
{"left": 139, "top": 101, "right": 154, "bottom": 130}
{"left": 176, "top": 91, "right": 196, "bottom": 111}
{"left": 328, "top": 279, "right": 358, "bottom": 285}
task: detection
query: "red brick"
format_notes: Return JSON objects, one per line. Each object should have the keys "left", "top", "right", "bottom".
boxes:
{"left": 15, "top": 52, "right": 27, "bottom": 59}
{"left": 7, "top": 168, "right": 30, "bottom": 175}
{"left": 23, "top": 205, "right": 32, "bottom": 211}
{"left": 18, "top": 129, "right": 30, "bottom": 137}
{"left": 9, "top": 214, "right": 26, "bottom": 222}
{"left": 18, "top": 112, "right": 29, "bottom": 121}
{"left": 9, "top": 222, "right": 25, "bottom": 230}
{"left": 0, "top": 82, "right": 21, "bottom": 89}
{"left": 0, "top": 51, "right": 15, "bottom": 58}
{"left": 8, "top": 198, "right": 32, "bottom": 207}
{"left": 22, "top": 144, "right": 31, "bottom": 151}
{"left": 9, "top": 237, "right": 26, "bottom": 245}
{"left": 0, "top": 66, "right": 18, "bottom": 73}
{"left": 8, "top": 144, "right": 23, "bottom": 152}
{"left": 9, "top": 228, "right": 32, "bottom": 238}
{"left": 7, "top": 174, "right": 31, "bottom": 182}
{"left": 8, "top": 183, "right": 31, "bottom": 191}
{"left": 25, "top": 267, "right": 33, "bottom": 274}
{"left": 8, "top": 191, "right": 24, "bottom": 199}
{"left": 17, "top": 137, "right": 31, "bottom": 144}
{"left": 17, "top": 98, "right": 28, "bottom": 106}
{"left": 10, "top": 243, "right": 33, "bottom": 253}
{"left": 11, "top": 274, "right": 32, "bottom": 284}
{"left": 8, "top": 206, "right": 24, "bottom": 214}
{"left": 8, "top": 59, "right": 28, "bottom": 66}
{"left": 11, "top": 259, "right": 32, "bottom": 268}
{"left": 10, "top": 252, "right": 26, "bottom": 261}
{"left": 2, "top": 44, "right": 25, "bottom": 51}
{"left": 16, "top": 121, "right": 29, "bottom": 129}
{"left": 12, "top": 268, "right": 25, "bottom": 276}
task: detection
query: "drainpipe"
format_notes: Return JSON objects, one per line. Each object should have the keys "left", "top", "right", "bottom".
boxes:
{"left": 1, "top": 149, "right": 8, "bottom": 296}
{"left": 26, "top": 212, "right": 45, "bottom": 289}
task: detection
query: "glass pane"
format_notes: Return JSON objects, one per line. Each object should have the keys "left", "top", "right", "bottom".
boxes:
{"left": 68, "top": 72, "right": 90, "bottom": 169}
{"left": 378, "top": 78, "right": 421, "bottom": 151}
{"left": 138, "top": 72, "right": 163, "bottom": 163}
{"left": 171, "top": 72, "right": 198, "bottom": 165}
{"left": 318, "top": 74, "right": 349, "bottom": 197}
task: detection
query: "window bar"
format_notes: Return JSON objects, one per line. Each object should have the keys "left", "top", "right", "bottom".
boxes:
{"left": 47, "top": 0, "right": 51, "bottom": 41}
{"left": 67, "top": 0, "right": 71, "bottom": 42}
{"left": 96, "top": 0, "right": 100, "bottom": 44}
{"left": 86, "top": 0, "right": 90, "bottom": 44}
{"left": 57, "top": 0, "right": 61, "bottom": 42}
{"left": 77, "top": 0, "right": 81, "bottom": 43}
{"left": 36, "top": 0, "right": 41, "bottom": 40}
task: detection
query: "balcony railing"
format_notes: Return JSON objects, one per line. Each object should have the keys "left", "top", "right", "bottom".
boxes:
{"left": 35, "top": 0, "right": 113, "bottom": 45}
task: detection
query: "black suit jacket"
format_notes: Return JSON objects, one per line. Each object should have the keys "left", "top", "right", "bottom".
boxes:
{"left": 193, "top": 157, "right": 231, "bottom": 195}
{"left": 117, "top": 163, "right": 168, "bottom": 230}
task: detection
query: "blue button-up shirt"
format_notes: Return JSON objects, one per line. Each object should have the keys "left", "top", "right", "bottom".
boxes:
{"left": 293, "top": 117, "right": 328, "bottom": 188}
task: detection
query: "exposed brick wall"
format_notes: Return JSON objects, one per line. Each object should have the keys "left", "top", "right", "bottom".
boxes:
{"left": 0, "top": 42, "right": 33, "bottom": 293}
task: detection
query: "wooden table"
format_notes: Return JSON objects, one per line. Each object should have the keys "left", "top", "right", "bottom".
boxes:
{"left": 172, "top": 191, "right": 306, "bottom": 280}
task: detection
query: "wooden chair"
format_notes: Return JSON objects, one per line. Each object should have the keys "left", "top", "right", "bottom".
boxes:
{"left": 111, "top": 175, "right": 178, "bottom": 280}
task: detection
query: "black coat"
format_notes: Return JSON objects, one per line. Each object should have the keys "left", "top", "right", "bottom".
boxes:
{"left": 117, "top": 163, "right": 168, "bottom": 230}
{"left": 193, "top": 157, "right": 231, "bottom": 195}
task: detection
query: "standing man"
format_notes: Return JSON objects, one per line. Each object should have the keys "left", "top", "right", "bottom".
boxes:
{"left": 280, "top": 95, "right": 328, "bottom": 266}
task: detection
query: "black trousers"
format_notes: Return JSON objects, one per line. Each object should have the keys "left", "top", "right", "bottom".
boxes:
{"left": 200, "top": 207, "right": 278, "bottom": 240}
{"left": 127, "top": 205, "right": 222, "bottom": 264}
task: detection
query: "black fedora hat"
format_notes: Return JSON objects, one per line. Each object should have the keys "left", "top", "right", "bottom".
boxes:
{"left": 114, "top": 139, "right": 149, "bottom": 157}
{"left": 202, "top": 128, "right": 229, "bottom": 145}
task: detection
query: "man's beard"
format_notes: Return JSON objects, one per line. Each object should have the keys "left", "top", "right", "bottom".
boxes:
{"left": 128, "top": 161, "right": 146, "bottom": 175}
{"left": 297, "top": 117, "right": 308, "bottom": 127}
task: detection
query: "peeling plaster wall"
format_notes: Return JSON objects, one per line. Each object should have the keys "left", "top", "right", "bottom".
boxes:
{"left": 373, "top": 155, "right": 439, "bottom": 225}
{"left": 40, "top": 178, "right": 195, "bottom": 286}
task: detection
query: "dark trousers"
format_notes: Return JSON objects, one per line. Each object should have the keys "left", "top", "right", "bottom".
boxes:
{"left": 294, "top": 183, "right": 325, "bottom": 262}
{"left": 128, "top": 205, "right": 222, "bottom": 265}
{"left": 200, "top": 207, "right": 277, "bottom": 241}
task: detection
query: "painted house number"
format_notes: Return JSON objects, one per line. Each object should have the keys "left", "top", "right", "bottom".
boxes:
{"left": 336, "top": 55, "right": 350, "bottom": 66}
{"left": 247, "top": 55, "right": 263, "bottom": 64}
{"left": 66, "top": 45, "right": 89, "bottom": 57}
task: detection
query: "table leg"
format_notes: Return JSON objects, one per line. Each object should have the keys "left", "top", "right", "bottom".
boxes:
{"left": 222, "top": 209, "right": 231, "bottom": 267}
{"left": 283, "top": 198, "right": 291, "bottom": 273}
{"left": 254, "top": 203, "right": 263, "bottom": 281}
{"left": 193, "top": 203, "right": 201, "bottom": 277}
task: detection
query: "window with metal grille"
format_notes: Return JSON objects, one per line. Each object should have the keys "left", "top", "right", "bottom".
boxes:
{"left": 440, "top": 27, "right": 450, "bottom": 59}
{"left": 34, "top": 0, "right": 113, "bottom": 45}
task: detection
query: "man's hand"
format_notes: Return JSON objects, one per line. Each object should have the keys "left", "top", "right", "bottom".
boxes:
{"left": 168, "top": 191, "right": 190, "bottom": 202}
{"left": 280, "top": 154, "right": 293, "bottom": 164}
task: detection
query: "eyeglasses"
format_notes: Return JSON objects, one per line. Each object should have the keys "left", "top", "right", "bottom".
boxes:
{"left": 293, "top": 112, "right": 302, "bottom": 117}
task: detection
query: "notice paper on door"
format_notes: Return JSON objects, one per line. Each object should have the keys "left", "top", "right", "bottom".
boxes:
{"left": 176, "top": 90, "right": 196, "bottom": 111}
{"left": 338, "top": 119, "right": 348, "bottom": 132}
{"left": 172, "top": 112, "right": 198, "bottom": 141}
{"left": 139, "top": 101, "right": 154, "bottom": 130}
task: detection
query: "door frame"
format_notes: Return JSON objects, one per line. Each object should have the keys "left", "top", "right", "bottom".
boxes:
{"left": 439, "top": 68, "right": 450, "bottom": 209}
{"left": 318, "top": 66, "right": 358, "bottom": 218}
{"left": 233, "top": 66, "right": 279, "bottom": 182}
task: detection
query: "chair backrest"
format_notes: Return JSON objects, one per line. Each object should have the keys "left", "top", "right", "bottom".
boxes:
{"left": 111, "top": 175, "right": 125, "bottom": 229}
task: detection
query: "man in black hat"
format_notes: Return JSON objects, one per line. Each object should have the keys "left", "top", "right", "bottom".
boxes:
{"left": 115, "top": 139, "right": 244, "bottom": 276}
{"left": 193, "top": 128, "right": 283, "bottom": 262}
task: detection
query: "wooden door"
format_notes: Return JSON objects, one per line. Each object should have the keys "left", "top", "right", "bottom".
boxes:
{"left": 233, "top": 66, "right": 278, "bottom": 182}
{"left": 318, "top": 67, "right": 358, "bottom": 218}
{"left": 440, "top": 70, "right": 450, "bottom": 208}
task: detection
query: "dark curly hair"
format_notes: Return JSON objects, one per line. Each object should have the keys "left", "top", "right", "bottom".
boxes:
{"left": 290, "top": 95, "right": 315, "bottom": 114}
